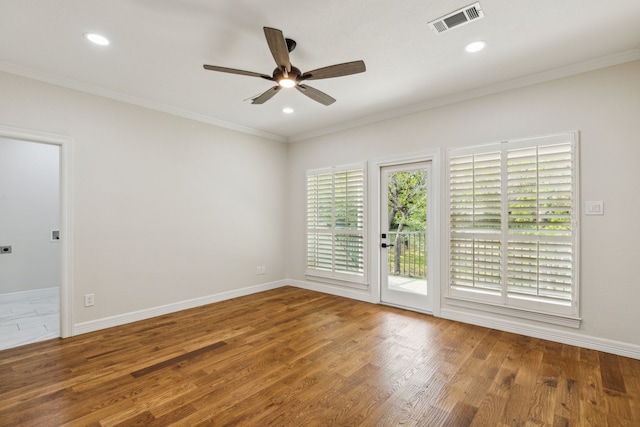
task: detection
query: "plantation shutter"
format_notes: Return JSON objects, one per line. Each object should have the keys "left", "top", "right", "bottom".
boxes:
{"left": 448, "top": 133, "right": 578, "bottom": 316}
{"left": 507, "top": 142, "right": 574, "bottom": 303}
{"left": 307, "top": 172, "right": 333, "bottom": 272}
{"left": 307, "top": 164, "right": 367, "bottom": 284}
{"left": 450, "top": 151, "right": 502, "bottom": 294}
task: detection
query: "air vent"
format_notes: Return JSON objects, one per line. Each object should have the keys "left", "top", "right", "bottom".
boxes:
{"left": 428, "top": 2, "right": 484, "bottom": 34}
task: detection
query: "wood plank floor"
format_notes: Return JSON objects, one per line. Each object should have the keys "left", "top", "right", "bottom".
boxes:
{"left": 1, "top": 286, "right": 639, "bottom": 426}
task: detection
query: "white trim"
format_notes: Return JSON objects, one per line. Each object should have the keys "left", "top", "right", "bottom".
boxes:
{"left": 69, "top": 278, "right": 640, "bottom": 360}
{"left": 380, "top": 301, "right": 433, "bottom": 316}
{"left": 304, "top": 274, "right": 368, "bottom": 291}
{"left": 372, "top": 150, "right": 441, "bottom": 169}
{"left": 289, "top": 49, "right": 640, "bottom": 142}
{"left": 0, "top": 125, "right": 73, "bottom": 338}
{"left": 288, "top": 279, "right": 377, "bottom": 304}
{"left": 287, "top": 279, "right": 639, "bottom": 360}
{"left": 0, "top": 61, "right": 286, "bottom": 143}
{"left": 305, "top": 163, "right": 368, "bottom": 286}
{"left": 2, "top": 50, "right": 638, "bottom": 145}
{"left": 371, "top": 150, "right": 442, "bottom": 316}
{"left": 445, "top": 132, "right": 580, "bottom": 320}
{"left": 445, "top": 296, "right": 581, "bottom": 328}
{"left": 0, "top": 287, "right": 58, "bottom": 304}
{"left": 73, "top": 280, "right": 286, "bottom": 336}
{"left": 378, "top": 161, "right": 433, "bottom": 312}
{"left": 306, "top": 162, "right": 366, "bottom": 176}
{"left": 441, "top": 308, "right": 640, "bottom": 360}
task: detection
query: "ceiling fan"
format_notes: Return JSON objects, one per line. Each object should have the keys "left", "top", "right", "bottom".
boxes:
{"left": 203, "top": 27, "right": 366, "bottom": 106}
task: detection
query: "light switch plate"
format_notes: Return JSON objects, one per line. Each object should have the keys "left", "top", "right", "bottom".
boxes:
{"left": 585, "top": 201, "right": 604, "bottom": 215}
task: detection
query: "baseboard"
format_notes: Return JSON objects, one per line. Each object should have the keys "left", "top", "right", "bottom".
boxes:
{"left": 70, "top": 279, "right": 640, "bottom": 360}
{"left": 288, "top": 278, "right": 640, "bottom": 360}
{"left": 287, "top": 279, "right": 377, "bottom": 304}
{"left": 441, "top": 308, "right": 640, "bottom": 360}
{"left": 73, "top": 280, "right": 286, "bottom": 336}
{"left": 0, "top": 287, "right": 58, "bottom": 304}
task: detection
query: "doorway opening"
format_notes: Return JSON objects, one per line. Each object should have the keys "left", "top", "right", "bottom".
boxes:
{"left": 0, "top": 126, "right": 72, "bottom": 349}
{"left": 0, "top": 137, "right": 59, "bottom": 350}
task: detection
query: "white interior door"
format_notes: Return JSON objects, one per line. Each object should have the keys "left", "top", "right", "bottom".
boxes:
{"left": 380, "top": 161, "right": 433, "bottom": 313}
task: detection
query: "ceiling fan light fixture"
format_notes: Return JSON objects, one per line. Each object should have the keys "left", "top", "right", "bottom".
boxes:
{"left": 278, "top": 78, "right": 296, "bottom": 88}
{"left": 202, "top": 27, "right": 366, "bottom": 106}
{"left": 465, "top": 40, "right": 486, "bottom": 53}
{"left": 84, "top": 32, "right": 110, "bottom": 46}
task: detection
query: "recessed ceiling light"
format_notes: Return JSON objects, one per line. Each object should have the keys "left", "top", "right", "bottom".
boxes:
{"left": 465, "top": 40, "right": 486, "bottom": 53}
{"left": 84, "top": 32, "right": 110, "bottom": 46}
{"left": 282, "top": 107, "right": 294, "bottom": 114}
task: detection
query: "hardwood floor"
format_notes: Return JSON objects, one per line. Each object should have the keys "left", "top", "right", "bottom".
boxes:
{"left": 1, "top": 286, "right": 638, "bottom": 426}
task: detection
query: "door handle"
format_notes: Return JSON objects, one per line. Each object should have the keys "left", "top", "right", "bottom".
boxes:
{"left": 381, "top": 243, "right": 395, "bottom": 248}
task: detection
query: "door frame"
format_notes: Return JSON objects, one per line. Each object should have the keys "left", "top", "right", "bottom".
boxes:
{"left": 380, "top": 161, "right": 432, "bottom": 311}
{"left": 0, "top": 125, "right": 74, "bottom": 338}
{"left": 371, "top": 150, "right": 441, "bottom": 316}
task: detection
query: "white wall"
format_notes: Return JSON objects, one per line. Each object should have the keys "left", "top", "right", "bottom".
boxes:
{"left": 287, "top": 60, "right": 640, "bottom": 350}
{"left": 0, "top": 138, "right": 60, "bottom": 293}
{"left": 1, "top": 59, "right": 638, "bottom": 355}
{"left": 0, "top": 71, "right": 288, "bottom": 325}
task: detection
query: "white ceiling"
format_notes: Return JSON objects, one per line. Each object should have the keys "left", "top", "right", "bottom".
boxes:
{"left": 1, "top": 0, "right": 639, "bottom": 142}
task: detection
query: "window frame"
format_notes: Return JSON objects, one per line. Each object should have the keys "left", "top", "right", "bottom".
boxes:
{"left": 305, "top": 162, "right": 368, "bottom": 287}
{"left": 445, "top": 132, "right": 580, "bottom": 327}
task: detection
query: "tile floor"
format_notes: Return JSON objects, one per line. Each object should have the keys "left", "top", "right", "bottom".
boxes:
{"left": 0, "top": 288, "right": 59, "bottom": 351}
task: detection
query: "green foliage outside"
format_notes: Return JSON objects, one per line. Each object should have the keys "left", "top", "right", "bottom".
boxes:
{"left": 387, "top": 171, "right": 427, "bottom": 278}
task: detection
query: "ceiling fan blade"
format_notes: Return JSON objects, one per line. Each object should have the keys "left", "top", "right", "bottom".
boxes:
{"left": 301, "top": 60, "right": 366, "bottom": 80}
{"left": 251, "top": 86, "right": 281, "bottom": 104}
{"left": 203, "top": 65, "right": 273, "bottom": 80}
{"left": 263, "top": 27, "right": 291, "bottom": 73}
{"left": 296, "top": 84, "right": 336, "bottom": 106}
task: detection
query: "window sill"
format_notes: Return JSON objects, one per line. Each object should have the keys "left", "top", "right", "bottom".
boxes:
{"left": 445, "top": 296, "right": 582, "bottom": 328}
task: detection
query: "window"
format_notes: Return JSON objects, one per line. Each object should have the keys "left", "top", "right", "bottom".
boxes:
{"left": 306, "top": 163, "right": 367, "bottom": 286}
{"left": 447, "top": 133, "right": 579, "bottom": 323}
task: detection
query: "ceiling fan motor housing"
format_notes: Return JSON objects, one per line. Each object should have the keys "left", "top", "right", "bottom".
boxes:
{"left": 274, "top": 66, "right": 302, "bottom": 84}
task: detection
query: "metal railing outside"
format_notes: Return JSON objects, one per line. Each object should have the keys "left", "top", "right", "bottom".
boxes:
{"left": 388, "top": 231, "right": 427, "bottom": 278}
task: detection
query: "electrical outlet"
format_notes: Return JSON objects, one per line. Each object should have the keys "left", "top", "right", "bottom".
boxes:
{"left": 84, "top": 294, "right": 95, "bottom": 307}
{"left": 256, "top": 266, "right": 266, "bottom": 275}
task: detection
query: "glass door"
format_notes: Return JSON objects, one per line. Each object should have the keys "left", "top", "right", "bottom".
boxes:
{"left": 380, "top": 161, "right": 432, "bottom": 312}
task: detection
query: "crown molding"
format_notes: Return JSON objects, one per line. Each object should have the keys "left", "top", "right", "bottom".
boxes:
{"left": 288, "top": 48, "right": 640, "bottom": 143}
{"left": 3, "top": 48, "right": 639, "bottom": 145}
{"left": 0, "top": 61, "right": 287, "bottom": 143}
